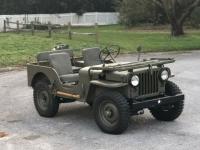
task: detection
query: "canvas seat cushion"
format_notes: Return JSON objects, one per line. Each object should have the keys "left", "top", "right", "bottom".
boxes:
{"left": 82, "top": 47, "right": 102, "bottom": 66}
{"left": 60, "top": 74, "right": 79, "bottom": 83}
{"left": 49, "top": 53, "right": 79, "bottom": 83}
{"left": 49, "top": 53, "right": 73, "bottom": 76}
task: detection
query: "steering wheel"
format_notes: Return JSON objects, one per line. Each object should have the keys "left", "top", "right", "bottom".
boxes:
{"left": 99, "top": 45, "right": 121, "bottom": 63}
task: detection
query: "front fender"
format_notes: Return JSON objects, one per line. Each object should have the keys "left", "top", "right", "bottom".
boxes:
{"left": 90, "top": 80, "right": 128, "bottom": 88}
{"left": 85, "top": 80, "right": 128, "bottom": 104}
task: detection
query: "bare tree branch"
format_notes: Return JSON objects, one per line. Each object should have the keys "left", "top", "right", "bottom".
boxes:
{"left": 179, "top": 0, "right": 200, "bottom": 24}
{"left": 152, "top": 0, "right": 164, "bottom": 8}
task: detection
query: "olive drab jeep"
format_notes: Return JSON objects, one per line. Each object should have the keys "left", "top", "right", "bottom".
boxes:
{"left": 27, "top": 46, "right": 185, "bottom": 134}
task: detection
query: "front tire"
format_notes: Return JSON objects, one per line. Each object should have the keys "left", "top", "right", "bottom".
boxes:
{"left": 33, "top": 80, "right": 59, "bottom": 117}
{"left": 93, "top": 91, "right": 130, "bottom": 134}
{"left": 150, "top": 81, "right": 184, "bottom": 121}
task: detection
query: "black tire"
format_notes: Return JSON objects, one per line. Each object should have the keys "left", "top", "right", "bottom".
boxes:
{"left": 33, "top": 80, "right": 59, "bottom": 117}
{"left": 93, "top": 91, "right": 130, "bottom": 134}
{"left": 150, "top": 81, "right": 184, "bottom": 121}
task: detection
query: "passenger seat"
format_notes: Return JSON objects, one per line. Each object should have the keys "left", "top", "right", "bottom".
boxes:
{"left": 49, "top": 53, "right": 79, "bottom": 83}
{"left": 82, "top": 47, "right": 103, "bottom": 66}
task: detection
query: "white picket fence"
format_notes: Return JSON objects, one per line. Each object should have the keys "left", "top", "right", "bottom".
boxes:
{"left": 0, "top": 12, "right": 119, "bottom": 31}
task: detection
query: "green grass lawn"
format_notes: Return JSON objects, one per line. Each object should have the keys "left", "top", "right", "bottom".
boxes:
{"left": 0, "top": 25, "right": 200, "bottom": 67}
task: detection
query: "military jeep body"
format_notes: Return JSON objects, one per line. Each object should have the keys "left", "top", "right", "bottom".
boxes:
{"left": 27, "top": 46, "right": 185, "bottom": 134}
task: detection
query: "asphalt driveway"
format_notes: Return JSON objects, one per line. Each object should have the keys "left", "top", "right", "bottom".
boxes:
{"left": 0, "top": 51, "right": 200, "bottom": 150}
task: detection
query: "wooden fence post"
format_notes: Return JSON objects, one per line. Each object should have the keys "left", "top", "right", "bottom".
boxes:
{"left": 34, "top": 17, "right": 37, "bottom": 24}
{"left": 16, "top": 21, "right": 20, "bottom": 34}
{"left": 68, "top": 22, "right": 72, "bottom": 40}
{"left": 31, "top": 22, "right": 35, "bottom": 36}
{"left": 48, "top": 21, "right": 52, "bottom": 38}
{"left": 3, "top": 20, "right": 6, "bottom": 33}
{"left": 6, "top": 18, "right": 9, "bottom": 26}
{"left": 95, "top": 23, "right": 99, "bottom": 44}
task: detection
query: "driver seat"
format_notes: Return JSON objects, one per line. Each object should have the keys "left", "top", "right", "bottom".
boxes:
{"left": 49, "top": 53, "right": 79, "bottom": 83}
{"left": 82, "top": 47, "right": 103, "bottom": 66}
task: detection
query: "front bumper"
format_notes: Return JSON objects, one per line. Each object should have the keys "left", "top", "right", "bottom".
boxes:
{"left": 131, "top": 94, "right": 185, "bottom": 111}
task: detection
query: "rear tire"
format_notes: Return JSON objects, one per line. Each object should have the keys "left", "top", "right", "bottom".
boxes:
{"left": 33, "top": 80, "right": 59, "bottom": 117}
{"left": 150, "top": 81, "right": 184, "bottom": 121}
{"left": 93, "top": 91, "right": 130, "bottom": 134}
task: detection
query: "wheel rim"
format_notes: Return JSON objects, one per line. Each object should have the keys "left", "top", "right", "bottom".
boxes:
{"left": 37, "top": 90, "right": 50, "bottom": 111}
{"left": 98, "top": 101, "right": 119, "bottom": 128}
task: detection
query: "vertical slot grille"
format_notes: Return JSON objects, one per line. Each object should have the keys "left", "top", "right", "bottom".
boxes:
{"left": 138, "top": 70, "right": 159, "bottom": 96}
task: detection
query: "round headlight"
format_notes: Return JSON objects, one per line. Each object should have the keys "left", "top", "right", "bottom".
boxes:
{"left": 161, "top": 70, "right": 169, "bottom": 81}
{"left": 131, "top": 75, "right": 139, "bottom": 86}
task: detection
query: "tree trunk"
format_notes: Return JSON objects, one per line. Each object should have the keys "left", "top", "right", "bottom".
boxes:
{"left": 171, "top": 21, "right": 184, "bottom": 36}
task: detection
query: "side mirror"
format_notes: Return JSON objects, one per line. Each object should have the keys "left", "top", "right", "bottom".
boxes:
{"left": 137, "top": 46, "right": 142, "bottom": 61}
